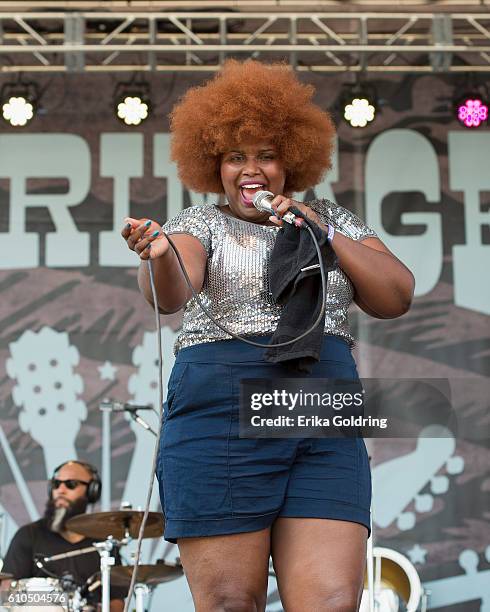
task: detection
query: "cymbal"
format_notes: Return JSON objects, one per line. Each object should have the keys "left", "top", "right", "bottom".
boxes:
{"left": 95, "top": 563, "right": 183, "bottom": 588}
{"left": 0, "top": 572, "right": 13, "bottom": 580}
{"left": 66, "top": 510, "right": 164, "bottom": 540}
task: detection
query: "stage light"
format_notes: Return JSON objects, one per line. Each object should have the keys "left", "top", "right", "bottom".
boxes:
{"left": 1, "top": 81, "right": 38, "bottom": 127}
{"left": 344, "top": 97, "right": 376, "bottom": 128}
{"left": 117, "top": 95, "right": 149, "bottom": 126}
{"left": 2, "top": 96, "right": 34, "bottom": 127}
{"left": 114, "top": 81, "right": 151, "bottom": 126}
{"left": 456, "top": 96, "right": 488, "bottom": 128}
{"left": 341, "top": 83, "right": 377, "bottom": 128}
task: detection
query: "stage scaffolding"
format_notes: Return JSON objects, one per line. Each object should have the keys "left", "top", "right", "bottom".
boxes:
{"left": 0, "top": 8, "right": 489, "bottom": 73}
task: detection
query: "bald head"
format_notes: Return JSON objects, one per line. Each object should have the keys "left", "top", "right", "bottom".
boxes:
{"left": 55, "top": 461, "right": 93, "bottom": 483}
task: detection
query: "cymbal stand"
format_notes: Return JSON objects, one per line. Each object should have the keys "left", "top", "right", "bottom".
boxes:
{"left": 134, "top": 583, "right": 149, "bottom": 612}
{"left": 93, "top": 537, "right": 116, "bottom": 612}
{"left": 124, "top": 515, "right": 148, "bottom": 612}
{"left": 37, "top": 544, "right": 118, "bottom": 612}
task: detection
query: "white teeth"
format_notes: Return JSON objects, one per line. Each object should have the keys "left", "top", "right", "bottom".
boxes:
{"left": 241, "top": 184, "right": 265, "bottom": 189}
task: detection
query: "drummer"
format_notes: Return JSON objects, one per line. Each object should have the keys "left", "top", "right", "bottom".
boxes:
{"left": 1, "top": 460, "right": 126, "bottom": 611}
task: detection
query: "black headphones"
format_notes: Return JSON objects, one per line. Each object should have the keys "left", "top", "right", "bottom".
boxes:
{"left": 48, "top": 460, "right": 102, "bottom": 504}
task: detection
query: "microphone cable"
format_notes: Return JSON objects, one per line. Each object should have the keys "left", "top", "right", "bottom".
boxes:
{"left": 123, "top": 213, "right": 330, "bottom": 611}
{"left": 165, "top": 214, "right": 329, "bottom": 349}
{"left": 123, "top": 257, "right": 164, "bottom": 612}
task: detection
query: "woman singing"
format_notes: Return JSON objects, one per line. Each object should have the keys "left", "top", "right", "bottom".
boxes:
{"left": 122, "top": 60, "right": 414, "bottom": 612}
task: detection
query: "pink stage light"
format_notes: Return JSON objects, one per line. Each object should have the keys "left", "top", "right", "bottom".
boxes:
{"left": 457, "top": 98, "right": 488, "bottom": 128}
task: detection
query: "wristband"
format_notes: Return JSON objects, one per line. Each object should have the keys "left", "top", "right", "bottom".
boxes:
{"left": 327, "top": 224, "right": 335, "bottom": 243}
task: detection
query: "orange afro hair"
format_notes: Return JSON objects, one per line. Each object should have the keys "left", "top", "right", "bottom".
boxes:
{"left": 170, "top": 60, "right": 336, "bottom": 194}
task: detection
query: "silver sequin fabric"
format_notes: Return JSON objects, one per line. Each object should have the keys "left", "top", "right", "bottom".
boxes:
{"left": 162, "top": 199, "right": 377, "bottom": 353}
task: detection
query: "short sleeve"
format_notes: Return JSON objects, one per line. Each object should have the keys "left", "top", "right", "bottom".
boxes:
{"left": 162, "top": 205, "right": 213, "bottom": 256}
{"left": 309, "top": 198, "right": 377, "bottom": 242}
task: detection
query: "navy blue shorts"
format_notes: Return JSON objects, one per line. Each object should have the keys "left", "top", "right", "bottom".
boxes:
{"left": 156, "top": 335, "right": 371, "bottom": 543}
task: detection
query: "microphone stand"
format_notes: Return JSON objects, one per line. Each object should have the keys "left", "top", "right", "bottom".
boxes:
{"left": 100, "top": 400, "right": 157, "bottom": 437}
{"left": 129, "top": 412, "right": 157, "bottom": 437}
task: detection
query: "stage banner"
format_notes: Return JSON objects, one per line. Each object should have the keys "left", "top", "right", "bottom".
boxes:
{"left": 0, "top": 71, "right": 489, "bottom": 611}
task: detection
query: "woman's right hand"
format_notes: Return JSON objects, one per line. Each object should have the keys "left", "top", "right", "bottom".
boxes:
{"left": 121, "top": 217, "right": 170, "bottom": 260}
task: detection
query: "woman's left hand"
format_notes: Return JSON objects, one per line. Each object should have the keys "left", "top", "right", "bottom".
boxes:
{"left": 268, "top": 195, "right": 323, "bottom": 227}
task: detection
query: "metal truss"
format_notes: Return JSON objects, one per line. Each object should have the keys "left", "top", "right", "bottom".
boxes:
{"left": 1, "top": 1, "right": 490, "bottom": 7}
{"left": 1, "top": 10, "right": 490, "bottom": 73}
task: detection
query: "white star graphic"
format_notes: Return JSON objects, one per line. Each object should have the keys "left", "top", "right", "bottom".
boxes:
{"left": 407, "top": 544, "right": 428, "bottom": 565}
{"left": 98, "top": 361, "right": 118, "bottom": 381}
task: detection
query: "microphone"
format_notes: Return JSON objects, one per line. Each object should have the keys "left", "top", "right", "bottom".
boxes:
{"left": 99, "top": 400, "right": 154, "bottom": 413}
{"left": 253, "top": 191, "right": 303, "bottom": 227}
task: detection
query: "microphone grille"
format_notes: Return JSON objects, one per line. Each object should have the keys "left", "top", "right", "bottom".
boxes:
{"left": 253, "top": 190, "right": 274, "bottom": 210}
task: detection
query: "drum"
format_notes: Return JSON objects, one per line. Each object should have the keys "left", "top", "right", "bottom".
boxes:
{"left": 6, "top": 577, "right": 66, "bottom": 612}
{"left": 360, "top": 546, "right": 423, "bottom": 612}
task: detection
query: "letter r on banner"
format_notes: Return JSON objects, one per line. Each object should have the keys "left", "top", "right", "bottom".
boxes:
{"left": 0, "top": 134, "right": 90, "bottom": 268}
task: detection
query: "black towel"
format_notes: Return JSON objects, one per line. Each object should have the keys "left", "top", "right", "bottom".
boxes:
{"left": 264, "top": 208, "right": 338, "bottom": 373}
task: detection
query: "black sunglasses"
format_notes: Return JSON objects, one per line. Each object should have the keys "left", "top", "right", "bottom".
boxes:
{"left": 51, "top": 478, "right": 89, "bottom": 490}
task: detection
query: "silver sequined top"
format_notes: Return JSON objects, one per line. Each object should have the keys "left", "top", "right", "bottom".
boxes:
{"left": 163, "top": 199, "right": 377, "bottom": 353}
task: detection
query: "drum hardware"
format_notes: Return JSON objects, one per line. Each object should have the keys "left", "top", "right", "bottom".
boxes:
{"left": 134, "top": 583, "right": 148, "bottom": 612}
{"left": 32, "top": 553, "right": 97, "bottom": 612}
{"left": 4, "top": 577, "right": 66, "bottom": 612}
{"left": 86, "top": 577, "right": 149, "bottom": 612}
{"left": 3, "top": 511, "right": 166, "bottom": 612}
{"left": 108, "top": 562, "right": 184, "bottom": 588}
{"left": 3, "top": 573, "right": 94, "bottom": 612}
{"left": 360, "top": 546, "right": 427, "bottom": 612}
{"left": 36, "top": 537, "right": 121, "bottom": 612}
{"left": 36, "top": 546, "right": 98, "bottom": 566}
{"left": 79, "top": 578, "right": 150, "bottom": 612}
{"left": 37, "top": 536, "right": 120, "bottom": 612}
{"left": 34, "top": 545, "right": 100, "bottom": 596}
{"left": 93, "top": 538, "right": 116, "bottom": 612}
{"left": 92, "top": 561, "right": 183, "bottom": 612}
{"left": 362, "top": 455, "right": 427, "bottom": 611}
{"left": 59, "top": 573, "right": 88, "bottom": 612}
{"left": 65, "top": 510, "right": 164, "bottom": 612}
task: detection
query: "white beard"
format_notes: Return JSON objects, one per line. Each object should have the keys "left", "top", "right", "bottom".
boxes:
{"left": 50, "top": 506, "right": 68, "bottom": 533}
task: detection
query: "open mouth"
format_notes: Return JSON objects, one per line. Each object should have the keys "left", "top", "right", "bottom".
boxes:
{"left": 239, "top": 183, "right": 266, "bottom": 206}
